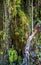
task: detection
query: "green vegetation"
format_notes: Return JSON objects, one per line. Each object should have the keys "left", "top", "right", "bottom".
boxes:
{"left": 0, "top": 0, "right": 41, "bottom": 65}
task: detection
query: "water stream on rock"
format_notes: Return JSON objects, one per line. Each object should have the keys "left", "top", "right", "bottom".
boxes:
{"left": 21, "top": 30, "right": 37, "bottom": 65}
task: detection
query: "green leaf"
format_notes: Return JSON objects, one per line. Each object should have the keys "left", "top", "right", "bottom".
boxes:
{"left": 0, "top": 51, "right": 3, "bottom": 55}
{"left": 3, "top": 32, "right": 6, "bottom": 40}
{"left": 8, "top": 48, "right": 18, "bottom": 63}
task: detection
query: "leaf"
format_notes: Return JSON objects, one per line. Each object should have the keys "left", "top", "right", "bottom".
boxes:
{"left": 3, "top": 32, "right": 6, "bottom": 40}
{"left": 0, "top": 31, "right": 3, "bottom": 35}
{"left": 18, "top": 56, "right": 22, "bottom": 64}
{"left": 15, "top": 32, "right": 19, "bottom": 35}
{"left": 8, "top": 48, "right": 18, "bottom": 63}
{"left": 0, "top": 51, "right": 3, "bottom": 55}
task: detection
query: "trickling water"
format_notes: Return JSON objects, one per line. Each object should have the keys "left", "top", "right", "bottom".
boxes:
{"left": 32, "top": 0, "right": 33, "bottom": 34}
{"left": 21, "top": 30, "right": 37, "bottom": 65}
